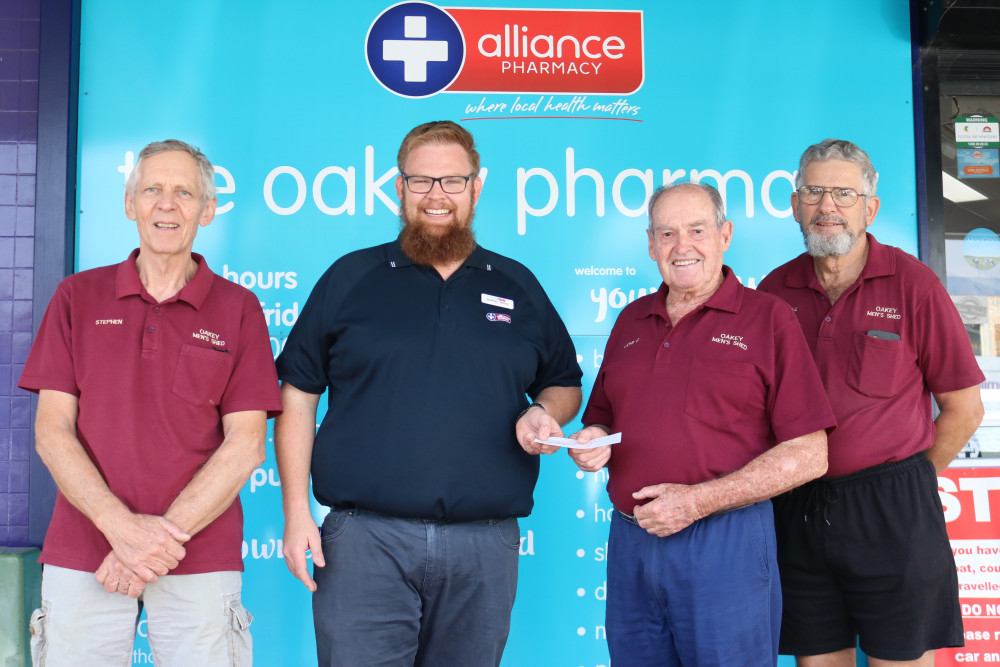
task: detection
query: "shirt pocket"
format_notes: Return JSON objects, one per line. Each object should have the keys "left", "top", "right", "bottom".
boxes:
{"left": 171, "top": 344, "right": 234, "bottom": 407}
{"left": 685, "top": 357, "right": 764, "bottom": 432}
{"left": 847, "top": 332, "right": 902, "bottom": 399}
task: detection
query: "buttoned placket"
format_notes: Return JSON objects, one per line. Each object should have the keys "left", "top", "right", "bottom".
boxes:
{"left": 436, "top": 269, "right": 462, "bottom": 327}
{"left": 655, "top": 300, "right": 710, "bottom": 364}
{"left": 141, "top": 301, "right": 163, "bottom": 356}
{"left": 655, "top": 317, "right": 675, "bottom": 366}
{"left": 815, "top": 281, "right": 861, "bottom": 342}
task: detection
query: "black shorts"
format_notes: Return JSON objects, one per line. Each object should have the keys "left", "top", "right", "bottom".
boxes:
{"left": 773, "top": 452, "right": 963, "bottom": 661}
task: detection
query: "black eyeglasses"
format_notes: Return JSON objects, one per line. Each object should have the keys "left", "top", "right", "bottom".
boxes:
{"left": 401, "top": 174, "right": 475, "bottom": 194}
{"left": 796, "top": 186, "right": 869, "bottom": 208}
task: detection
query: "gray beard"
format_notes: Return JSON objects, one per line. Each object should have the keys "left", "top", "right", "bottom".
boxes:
{"left": 804, "top": 230, "right": 858, "bottom": 258}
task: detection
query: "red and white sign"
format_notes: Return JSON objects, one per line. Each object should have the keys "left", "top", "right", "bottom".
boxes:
{"left": 938, "top": 466, "right": 1000, "bottom": 665}
{"left": 445, "top": 7, "right": 644, "bottom": 94}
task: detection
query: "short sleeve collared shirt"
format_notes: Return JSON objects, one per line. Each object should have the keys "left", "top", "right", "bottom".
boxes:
{"left": 19, "top": 250, "right": 282, "bottom": 574}
{"left": 758, "top": 234, "right": 984, "bottom": 475}
{"left": 584, "top": 267, "right": 836, "bottom": 511}
{"left": 277, "top": 241, "right": 582, "bottom": 521}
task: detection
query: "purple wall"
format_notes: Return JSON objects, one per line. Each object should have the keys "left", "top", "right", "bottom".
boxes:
{"left": 0, "top": 0, "right": 40, "bottom": 548}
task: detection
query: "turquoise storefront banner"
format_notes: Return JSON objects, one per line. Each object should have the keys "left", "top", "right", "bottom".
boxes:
{"left": 75, "top": 1, "right": 917, "bottom": 664}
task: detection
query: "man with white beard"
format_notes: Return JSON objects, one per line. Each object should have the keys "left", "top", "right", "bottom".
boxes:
{"left": 274, "top": 121, "right": 582, "bottom": 666}
{"left": 759, "top": 139, "right": 985, "bottom": 667}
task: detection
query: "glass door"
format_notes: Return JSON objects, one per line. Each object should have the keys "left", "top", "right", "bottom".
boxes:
{"left": 939, "top": 93, "right": 1000, "bottom": 462}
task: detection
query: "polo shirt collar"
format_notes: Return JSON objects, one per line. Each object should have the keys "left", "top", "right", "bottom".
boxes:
{"left": 387, "top": 239, "right": 489, "bottom": 271}
{"left": 115, "top": 249, "right": 214, "bottom": 309}
{"left": 705, "top": 266, "right": 743, "bottom": 313}
{"left": 858, "top": 233, "right": 895, "bottom": 280}
{"left": 780, "top": 232, "right": 895, "bottom": 290}
{"left": 640, "top": 265, "right": 743, "bottom": 321}
{"left": 461, "top": 245, "right": 494, "bottom": 270}
{"left": 386, "top": 240, "right": 414, "bottom": 268}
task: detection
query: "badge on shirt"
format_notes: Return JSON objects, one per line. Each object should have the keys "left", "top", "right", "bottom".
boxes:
{"left": 482, "top": 293, "right": 514, "bottom": 310}
{"left": 711, "top": 332, "right": 748, "bottom": 350}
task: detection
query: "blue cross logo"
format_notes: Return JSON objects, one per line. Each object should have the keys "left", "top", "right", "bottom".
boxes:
{"left": 366, "top": 2, "right": 465, "bottom": 98}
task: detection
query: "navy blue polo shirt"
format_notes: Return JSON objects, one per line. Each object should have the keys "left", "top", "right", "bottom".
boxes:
{"left": 277, "top": 241, "right": 582, "bottom": 521}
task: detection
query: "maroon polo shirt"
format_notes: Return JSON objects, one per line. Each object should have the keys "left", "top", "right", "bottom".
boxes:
{"left": 19, "top": 250, "right": 282, "bottom": 574}
{"left": 758, "top": 234, "right": 984, "bottom": 476}
{"left": 583, "top": 267, "right": 836, "bottom": 512}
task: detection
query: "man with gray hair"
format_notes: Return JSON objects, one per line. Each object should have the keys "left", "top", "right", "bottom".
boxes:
{"left": 759, "top": 139, "right": 984, "bottom": 666}
{"left": 569, "top": 181, "right": 834, "bottom": 665}
{"left": 19, "top": 139, "right": 282, "bottom": 665}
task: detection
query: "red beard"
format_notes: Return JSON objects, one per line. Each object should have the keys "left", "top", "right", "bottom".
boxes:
{"left": 399, "top": 211, "right": 477, "bottom": 267}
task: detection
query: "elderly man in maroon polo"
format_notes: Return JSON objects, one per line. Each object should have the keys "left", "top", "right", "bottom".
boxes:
{"left": 758, "top": 139, "right": 985, "bottom": 667}
{"left": 569, "top": 181, "right": 835, "bottom": 666}
{"left": 19, "top": 140, "right": 282, "bottom": 666}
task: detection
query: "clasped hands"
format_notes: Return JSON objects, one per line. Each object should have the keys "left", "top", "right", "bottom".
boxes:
{"left": 94, "top": 513, "right": 190, "bottom": 598}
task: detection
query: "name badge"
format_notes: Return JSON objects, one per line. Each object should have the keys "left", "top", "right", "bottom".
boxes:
{"left": 482, "top": 293, "right": 514, "bottom": 310}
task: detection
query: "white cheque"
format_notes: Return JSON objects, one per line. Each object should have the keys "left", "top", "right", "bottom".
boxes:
{"left": 533, "top": 432, "right": 622, "bottom": 449}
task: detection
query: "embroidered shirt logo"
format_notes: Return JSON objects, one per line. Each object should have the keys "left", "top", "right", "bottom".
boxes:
{"left": 193, "top": 328, "right": 227, "bottom": 347}
{"left": 623, "top": 337, "right": 640, "bottom": 349}
{"left": 866, "top": 305, "right": 901, "bottom": 320}
{"left": 482, "top": 293, "right": 514, "bottom": 309}
{"left": 711, "top": 332, "right": 748, "bottom": 351}
{"left": 486, "top": 312, "right": 512, "bottom": 324}
{"left": 95, "top": 319, "right": 124, "bottom": 325}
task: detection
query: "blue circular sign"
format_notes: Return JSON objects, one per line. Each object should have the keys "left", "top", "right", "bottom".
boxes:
{"left": 365, "top": 2, "right": 465, "bottom": 98}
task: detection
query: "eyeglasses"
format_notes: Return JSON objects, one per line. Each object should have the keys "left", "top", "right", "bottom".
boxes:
{"left": 796, "top": 186, "right": 869, "bottom": 208}
{"left": 401, "top": 174, "right": 475, "bottom": 194}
